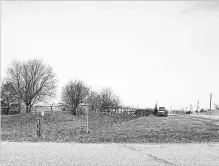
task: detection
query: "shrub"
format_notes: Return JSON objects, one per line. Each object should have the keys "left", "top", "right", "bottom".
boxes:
{"left": 1, "top": 106, "right": 20, "bottom": 115}
{"left": 134, "top": 108, "right": 154, "bottom": 117}
{"left": 200, "top": 109, "right": 205, "bottom": 112}
{"left": 1, "top": 107, "right": 10, "bottom": 115}
{"left": 77, "top": 107, "right": 86, "bottom": 116}
{"left": 185, "top": 111, "right": 192, "bottom": 114}
{"left": 154, "top": 104, "right": 158, "bottom": 115}
{"left": 171, "top": 110, "right": 185, "bottom": 115}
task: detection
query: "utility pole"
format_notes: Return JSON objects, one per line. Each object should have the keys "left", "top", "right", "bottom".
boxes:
{"left": 197, "top": 100, "right": 199, "bottom": 113}
{"left": 190, "top": 104, "right": 192, "bottom": 113}
{"left": 154, "top": 100, "right": 158, "bottom": 116}
{"left": 170, "top": 106, "right": 172, "bottom": 114}
{"left": 210, "top": 93, "right": 212, "bottom": 111}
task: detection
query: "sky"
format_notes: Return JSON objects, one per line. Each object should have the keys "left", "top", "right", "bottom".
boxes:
{"left": 1, "top": 1, "right": 219, "bottom": 110}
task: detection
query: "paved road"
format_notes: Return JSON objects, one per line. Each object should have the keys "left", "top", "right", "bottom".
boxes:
{"left": 1, "top": 142, "right": 219, "bottom": 166}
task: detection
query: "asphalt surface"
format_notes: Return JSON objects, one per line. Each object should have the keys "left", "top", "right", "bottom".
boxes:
{"left": 1, "top": 142, "right": 219, "bottom": 166}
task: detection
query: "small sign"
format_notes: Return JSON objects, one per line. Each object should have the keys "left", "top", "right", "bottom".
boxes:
{"left": 41, "top": 111, "right": 44, "bottom": 116}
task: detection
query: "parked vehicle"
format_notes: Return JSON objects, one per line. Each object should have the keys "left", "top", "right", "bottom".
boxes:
{"left": 157, "top": 107, "right": 168, "bottom": 117}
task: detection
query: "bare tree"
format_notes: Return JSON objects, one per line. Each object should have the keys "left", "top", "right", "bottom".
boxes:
{"left": 61, "top": 80, "right": 90, "bottom": 115}
{"left": 99, "top": 88, "right": 120, "bottom": 110}
{"left": 6, "top": 59, "right": 57, "bottom": 113}
{"left": 87, "top": 90, "right": 101, "bottom": 112}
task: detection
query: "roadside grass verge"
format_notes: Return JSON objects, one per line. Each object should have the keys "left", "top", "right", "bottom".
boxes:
{"left": 198, "top": 109, "right": 219, "bottom": 116}
{"left": 2, "top": 111, "right": 219, "bottom": 143}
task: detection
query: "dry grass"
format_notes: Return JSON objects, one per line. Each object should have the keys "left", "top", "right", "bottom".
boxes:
{"left": 2, "top": 111, "right": 219, "bottom": 143}
{"left": 199, "top": 109, "right": 219, "bottom": 116}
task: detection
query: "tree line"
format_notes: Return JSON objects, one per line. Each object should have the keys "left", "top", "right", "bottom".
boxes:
{"left": 1, "top": 59, "right": 120, "bottom": 115}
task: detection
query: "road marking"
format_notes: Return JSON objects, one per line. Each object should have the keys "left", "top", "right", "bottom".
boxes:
{"left": 120, "top": 144, "right": 178, "bottom": 166}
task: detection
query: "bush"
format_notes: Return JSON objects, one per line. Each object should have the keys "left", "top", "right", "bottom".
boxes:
{"left": 186, "top": 111, "right": 192, "bottom": 114}
{"left": 1, "top": 107, "right": 10, "bottom": 115}
{"left": 62, "top": 106, "right": 86, "bottom": 116}
{"left": 200, "top": 109, "right": 206, "bottom": 113}
{"left": 1, "top": 106, "right": 20, "bottom": 115}
{"left": 61, "top": 107, "right": 67, "bottom": 111}
{"left": 134, "top": 108, "right": 154, "bottom": 117}
{"left": 77, "top": 107, "right": 86, "bottom": 116}
{"left": 171, "top": 110, "right": 185, "bottom": 115}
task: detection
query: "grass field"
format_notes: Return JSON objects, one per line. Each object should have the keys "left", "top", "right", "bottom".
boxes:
{"left": 2, "top": 111, "right": 219, "bottom": 143}
{"left": 199, "top": 109, "right": 219, "bottom": 116}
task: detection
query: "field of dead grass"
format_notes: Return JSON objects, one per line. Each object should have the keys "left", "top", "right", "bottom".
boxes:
{"left": 2, "top": 111, "right": 219, "bottom": 143}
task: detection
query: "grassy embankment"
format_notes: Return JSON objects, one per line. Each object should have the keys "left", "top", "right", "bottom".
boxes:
{"left": 2, "top": 110, "right": 219, "bottom": 143}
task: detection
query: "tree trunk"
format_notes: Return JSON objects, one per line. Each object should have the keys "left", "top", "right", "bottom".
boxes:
{"left": 18, "top": 103, "right": 21, "bottom": 113}
{"left": 26, "top": 105, "right": 29, "bottom": 113}
{"left": 29, "top": 104, "right": 33, "bottom": 113}
{"left": 71, "top": 105, "right": 77, "bottom": 115}
{"left": 26, "top": 104, "right": 31, "bottom": 113}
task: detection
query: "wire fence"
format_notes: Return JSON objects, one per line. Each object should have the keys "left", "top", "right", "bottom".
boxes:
{"left": 1, "top": 104, "right": 153, "bottom": 140}
{"left": 1, "top": 104, "right": 140, "bottom": 116}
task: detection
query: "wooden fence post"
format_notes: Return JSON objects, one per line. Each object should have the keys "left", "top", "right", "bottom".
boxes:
{"left": 86, "top": 106, "right": 89, "bottom": 134}
{"left": 50, "top": 104, "right": 54, "bottom": 133}
{"left": 41, "top": 110, "right": 44, "bottom": 136}
{"left": 37, "top": 118, "right": 42, "bottom": 137}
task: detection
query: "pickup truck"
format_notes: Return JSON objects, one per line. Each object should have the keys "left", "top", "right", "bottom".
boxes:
{"left": 157, "top": 107, "right": 168, "bottom": 117}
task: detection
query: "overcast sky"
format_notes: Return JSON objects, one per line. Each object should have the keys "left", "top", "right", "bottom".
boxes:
{"left": 1, "top": 1, "right": 219, "bottom": 110}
